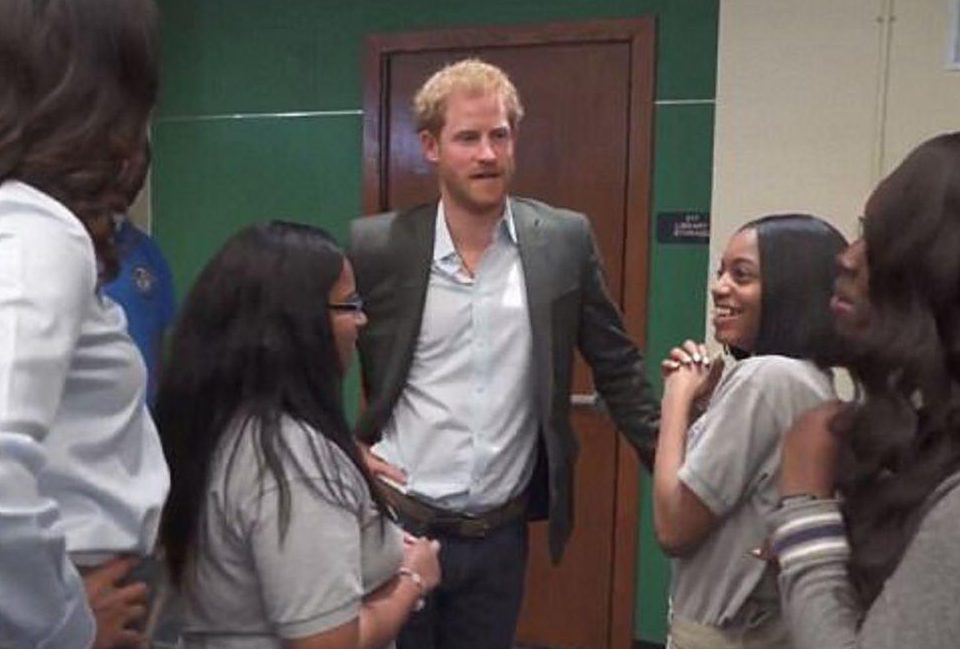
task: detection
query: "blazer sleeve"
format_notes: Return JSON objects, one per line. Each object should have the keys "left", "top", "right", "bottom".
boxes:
{"left": 575, "top": 219, "right": 659, "bottom": 470}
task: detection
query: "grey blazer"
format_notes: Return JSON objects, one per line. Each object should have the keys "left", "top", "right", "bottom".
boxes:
{"left": 349, "top": 197, "right": 659, "bottom": 560}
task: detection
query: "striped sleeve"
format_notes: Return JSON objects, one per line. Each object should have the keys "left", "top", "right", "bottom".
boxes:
{"left": 768, "top": 479, "right": 960, "bottom": 648}
{"left": 771, "top": 502, "right": 849, "bottom": 571}
{"left": 766, "top": 498, "right": 860, "bottom": 649}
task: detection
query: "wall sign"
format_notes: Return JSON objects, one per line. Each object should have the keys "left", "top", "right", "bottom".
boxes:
{"left": 656, "top": 211, "right": 710, "bottom": 244}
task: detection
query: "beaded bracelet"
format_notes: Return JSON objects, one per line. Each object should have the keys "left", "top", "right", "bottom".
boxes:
{"left": 398, "top": 567, "right": 426, "bottom": 611}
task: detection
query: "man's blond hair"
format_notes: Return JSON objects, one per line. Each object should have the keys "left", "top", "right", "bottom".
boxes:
{"left": 413, "top": 58, "right": 524, "bottom": 135}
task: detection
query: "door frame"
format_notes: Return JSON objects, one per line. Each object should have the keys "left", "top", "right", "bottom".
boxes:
{"left": 362, "top": 19, "right": 656, "bottom": 648}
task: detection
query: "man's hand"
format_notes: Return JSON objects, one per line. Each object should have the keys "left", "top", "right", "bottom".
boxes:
{"left": 358, "top": 442, "right": 407, "bottom": 485}
{"left": 83, "top": 557, "right": 148, "bottom": 649}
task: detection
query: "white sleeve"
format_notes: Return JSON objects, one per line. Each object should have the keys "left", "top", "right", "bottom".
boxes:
{"left": 0, "top": 434, "right": 96, "bottom": 648}
{"left": 0, "top": 209, "right": 97, "bottom": 648}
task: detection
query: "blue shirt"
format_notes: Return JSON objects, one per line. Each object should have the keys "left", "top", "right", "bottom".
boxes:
{"left": 104, "top": 218, "right": 176, "bottom": 405}
{"left": 371, "top": 201, "right": 537, "bottom": 513}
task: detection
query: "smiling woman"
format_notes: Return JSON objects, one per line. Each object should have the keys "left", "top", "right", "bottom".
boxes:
{"left": 770, "top": 132, "right": 960, "bottom": 649}
{"left": 653, "top": 214, "right": 847, "bottom": 649}
{"left": 829, "top": 236, "right": 870, "bottom": 336}
{"left": 156, "top": 221, "right": 440, "bottom": 649}
{"left": 710, "top": 227, "right": 761, "bottom": 354}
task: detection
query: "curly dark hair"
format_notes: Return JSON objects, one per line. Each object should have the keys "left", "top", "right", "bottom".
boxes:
{"left": 0, "top": 0, "right": 158, "bottom": 279}
{"left": 834, "top": 132, "right": 960, "bottom": 607}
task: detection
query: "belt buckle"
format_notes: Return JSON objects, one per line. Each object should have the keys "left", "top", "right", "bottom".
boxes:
{"left": 459, "top": 515, "right": 491, "bottom": 538}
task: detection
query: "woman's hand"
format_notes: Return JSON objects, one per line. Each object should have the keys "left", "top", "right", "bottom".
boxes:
{"left": 661, "top": 340, "right": 723, "bottom": 407}
{"left": 654, "top": 341, "right": 723, "bottom": 555}
{"left": 83, "top": 557, "right": 148, "bottom": 649}
{"left": 316, "top": 536, "right": 441, "bottom": 649}
{"left": 401, "top": 535, "right": 442, "bottom": 593}
{"left": 780, "top": 400, "right": 845, "bottom": 498}
{"left": 661, "top": 340, "right": 710, "bottom": 377}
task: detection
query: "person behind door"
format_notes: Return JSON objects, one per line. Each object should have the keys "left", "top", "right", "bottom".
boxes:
{"left": 0, "top": 0, "right": 169, "bottom": 646}
{"left": 654, "top": 214, "right": 846, "bottom": 648}
{"left": 156, "top": 222, "right": 441, "bottom": 648}
{"left": 349, "top": 58, "right": 660, "bottom": 649}
{"left": 770, "top": 132, "right": 960, "bottom": 648}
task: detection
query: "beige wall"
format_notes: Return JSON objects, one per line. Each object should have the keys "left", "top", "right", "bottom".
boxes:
{"left": 712, "top": 0, "right": 879, "bottom": 248}
{"left": 708, "top": 0, "right": 960, "bottom": 340}
{"left": 127, "top": 176, "right": 151, "bottom": 231}
{"left": 884, "top": 0, "right": 960, "bottom": 166}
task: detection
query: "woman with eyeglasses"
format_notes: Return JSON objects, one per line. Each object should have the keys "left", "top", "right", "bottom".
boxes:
{"left": 156, "top": 221, "right": 440, "bottom": 649}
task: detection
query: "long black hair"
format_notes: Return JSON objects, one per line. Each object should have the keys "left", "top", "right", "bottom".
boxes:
{"left": 157, "top": 221, "right": 387, "bottom": 586}
{"left": 0, "top": 0, "right": 158, "bottom": 279}
{"left": 729, "top": 213, "right": 847, "bottom": 361}
{"left": 833, "top": 132, "right": 960, "bottom": 607}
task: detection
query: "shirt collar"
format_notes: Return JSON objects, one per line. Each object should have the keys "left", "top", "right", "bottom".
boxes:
{"left": 433, "top": 199, "right": 517, "bottom": 262}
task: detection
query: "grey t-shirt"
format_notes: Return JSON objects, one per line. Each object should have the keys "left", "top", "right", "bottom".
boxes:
{"left": 180, "top": 416, "right": 403, "bottom": 648}
{"left": 671, "top": 356, "right": 835, "bottom": 626}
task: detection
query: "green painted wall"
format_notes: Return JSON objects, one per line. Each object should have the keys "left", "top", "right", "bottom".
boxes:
{"left": 153, "top": 0, "right": 717, "bottom": 642}
{"left": 637, "top": 101, "right": 714, "bottom": 641}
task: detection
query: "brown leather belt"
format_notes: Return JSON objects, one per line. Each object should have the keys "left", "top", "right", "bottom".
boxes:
{"left": 379, "top": 482, "right": 528, "bottom": 539}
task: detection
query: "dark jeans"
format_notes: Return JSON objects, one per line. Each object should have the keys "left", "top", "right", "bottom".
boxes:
{"left": 397, "top": 517, "right": 529, "bottom": 649}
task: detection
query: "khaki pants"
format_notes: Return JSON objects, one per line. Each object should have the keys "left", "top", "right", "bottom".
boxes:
{"left": 667, "top": 613, "right": 791, "bottom": 649}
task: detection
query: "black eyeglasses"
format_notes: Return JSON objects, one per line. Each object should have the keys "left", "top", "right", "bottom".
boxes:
{"left": 327, "top": 295, "right": 364, "bottom": 313}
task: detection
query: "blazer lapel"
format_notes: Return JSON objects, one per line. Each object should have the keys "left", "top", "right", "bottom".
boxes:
{"left": 388, "top": 203, "right": 436, "bottom": 380}
{"left": 513, "top": 198, "right": 553, "bottom": 421}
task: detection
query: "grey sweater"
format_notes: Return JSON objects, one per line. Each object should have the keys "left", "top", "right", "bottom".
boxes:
{"left": 767, "top": 470, "right": 960, "bottom": 648}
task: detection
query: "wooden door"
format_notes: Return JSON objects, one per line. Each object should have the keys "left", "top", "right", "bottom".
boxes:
{"left": 363, "top": 19, "right": 655, "bottom": 649}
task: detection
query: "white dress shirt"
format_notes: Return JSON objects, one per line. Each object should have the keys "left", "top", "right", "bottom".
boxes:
{"left": 0, "top": 180, "right": 170, "bottom": 647}
{"left": 372, "top": 202, "right": 537, "bottom": 513}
